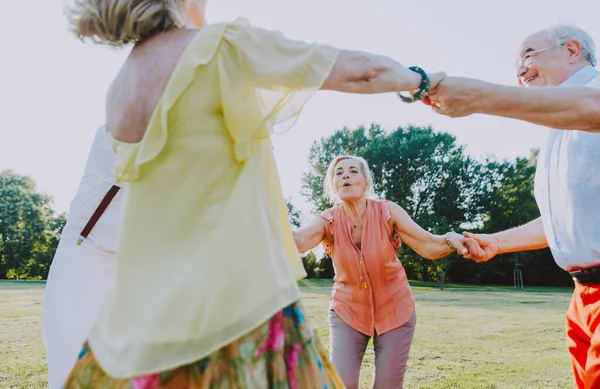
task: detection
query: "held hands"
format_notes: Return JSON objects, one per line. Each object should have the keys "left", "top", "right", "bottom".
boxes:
{"left": 423, "top": 77, "right": 490, "bottom": 118}
{"left": 444, "top": 231, "right": 485, "bottom": 260}
{"left": 428, "top": 72, "right": 447, "bottom": 91}
{"left": 443, "top": 231, "right": 501, "bottom": 263}
{"left": 383, "top": 231, "right": 499, "bottom": 279}
{"left": 404, "top": 71, "right": 447, "bottom": 102}
{"left": 401, "top": 70, "right": 489, "bottom": 118}
{"left": 461, "top": 232, "right": 500, "bottom": 262}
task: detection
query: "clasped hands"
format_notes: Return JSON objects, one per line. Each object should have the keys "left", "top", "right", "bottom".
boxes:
{"left": 445, "top": 231, "right": 501, "bottom": 263}
{"left": 415, "top": 72, "right": 489, "bottom": 119}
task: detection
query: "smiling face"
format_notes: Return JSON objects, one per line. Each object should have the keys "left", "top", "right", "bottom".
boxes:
{"left": 332, "top": 158, "right": 368, "bottom": 203}
{"left": 515, "top": 30, "right": 581, "bottom": 87}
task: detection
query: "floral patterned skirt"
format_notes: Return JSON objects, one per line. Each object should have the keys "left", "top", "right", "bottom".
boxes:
{"left": 63, "top": 301, "right": 343, "bottom": 389}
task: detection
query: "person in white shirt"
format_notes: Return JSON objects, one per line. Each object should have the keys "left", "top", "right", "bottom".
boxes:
{"left": 42, "top": 125, "right": 120, "bottom": 389}
{"left": 428, "top": 25, "right": 600, "bottom": 389}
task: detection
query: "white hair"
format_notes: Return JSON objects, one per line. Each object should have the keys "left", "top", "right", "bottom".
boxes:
{"left": 546, "top": 25, "right": 596, "bottom": 67}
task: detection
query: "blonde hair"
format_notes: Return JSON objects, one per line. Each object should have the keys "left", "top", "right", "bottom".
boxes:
{"left": 324, "top": 155, "right": 377, "bottom": 205}
{"left": 66, "top": 0, "right": 187, "bottom": 47}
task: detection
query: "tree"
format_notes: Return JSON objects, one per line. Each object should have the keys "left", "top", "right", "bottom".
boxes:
{"left": 314, "top": 255, "right": 334, "bottom": 279}
{"left": 23, "top": 212, "right": 67, "bottom": 280}
{"left": 0, "top": 170, "right": 65, "bottom": 279}
{"left": 301, "top": 251, "right": 317, "bottom": 278}
{"left": 286, "top": 200, "right": 301, "bottom": 229}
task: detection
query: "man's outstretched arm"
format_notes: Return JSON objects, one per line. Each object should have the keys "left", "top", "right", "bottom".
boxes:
{"left": 462, "top": 217, "right": 549, "bottom": 262}
{"left": 428, "top": 77, "right": 600, "bottom": 133}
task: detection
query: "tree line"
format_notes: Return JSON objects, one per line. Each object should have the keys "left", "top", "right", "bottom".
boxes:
{"left": 0, "top": 124, "right": 571, "bottom": 285}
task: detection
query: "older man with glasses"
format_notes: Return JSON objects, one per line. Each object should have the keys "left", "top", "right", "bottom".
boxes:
{"left": 425, "top": 25, "right": 600, "bottom": 389}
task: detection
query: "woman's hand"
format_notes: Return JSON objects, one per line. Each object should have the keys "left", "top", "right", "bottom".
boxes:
{"left": 409, "top": 71, "right": 446, "bottom": 100}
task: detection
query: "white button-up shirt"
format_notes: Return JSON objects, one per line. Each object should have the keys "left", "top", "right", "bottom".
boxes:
{"left": 534, "top": 65, "right": 600, "bottom": 271}
{"left": 59, "top": 125, "right": 122, "bottom": 253}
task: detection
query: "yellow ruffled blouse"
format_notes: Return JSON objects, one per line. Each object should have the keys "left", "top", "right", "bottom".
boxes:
{"left": 87, "top": 18, "right": 339, "bottom": 377}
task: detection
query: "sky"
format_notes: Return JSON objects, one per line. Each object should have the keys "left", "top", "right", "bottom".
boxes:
{"left": 1, "top": 0, "right": 599, "bottom": 221}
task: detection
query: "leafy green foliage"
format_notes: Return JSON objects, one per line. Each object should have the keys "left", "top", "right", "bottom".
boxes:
{"left": 0, "top": 170, "right": 65, "bottom": 279}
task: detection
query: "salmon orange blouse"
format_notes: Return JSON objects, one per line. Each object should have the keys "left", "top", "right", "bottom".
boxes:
{"left": 319, "top": 199, "right": 415, "bottom": 336}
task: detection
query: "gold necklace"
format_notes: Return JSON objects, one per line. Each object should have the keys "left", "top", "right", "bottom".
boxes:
{"left": 348, "top": 219, "right": 367, "bottom": 291}
{"left": 352, "top": 250, "right": 368, "bottom": 290}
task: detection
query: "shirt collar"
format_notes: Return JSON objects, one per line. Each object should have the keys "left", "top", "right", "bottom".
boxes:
{"left": 560, "top": 65, "right": 599, "bottom": 87}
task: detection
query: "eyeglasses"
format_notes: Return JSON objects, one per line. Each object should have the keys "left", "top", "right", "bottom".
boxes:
{"left": 514, "top": 44, "right": 564, "bottom": 69}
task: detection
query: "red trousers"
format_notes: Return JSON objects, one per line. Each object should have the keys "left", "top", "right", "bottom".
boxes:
{"left": 566, "top": 283, "right": 600, "bottom": 389}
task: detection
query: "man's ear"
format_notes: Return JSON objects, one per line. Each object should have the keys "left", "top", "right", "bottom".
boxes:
{"left": 564, "top": 39, "right": 583, "bottom": 63}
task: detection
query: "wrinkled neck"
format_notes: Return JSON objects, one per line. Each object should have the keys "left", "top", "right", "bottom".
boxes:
{"left": 342, "top": 197, "right": 367, "bottom": 220}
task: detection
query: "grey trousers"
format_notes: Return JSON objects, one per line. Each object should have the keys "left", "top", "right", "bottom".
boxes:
{"left": 328, "top": 309, "right": 416, "bottom": 389}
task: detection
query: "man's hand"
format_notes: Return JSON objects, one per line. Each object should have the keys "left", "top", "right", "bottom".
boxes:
{"left": 462, "top": 232, "right": 500, "bottom": 262}
{"left": 425, "top": 77, "right": 494, "bottom": 118}
{"left": 444, "top": 232, "right": 485, "bottom": 260}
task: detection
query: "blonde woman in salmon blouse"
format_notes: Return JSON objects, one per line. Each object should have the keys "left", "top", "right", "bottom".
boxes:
{"left": 294, "top": 155, "right": 483, "bottom": 389}
{"left": 61, "top": 0, "right": 449, "bottom": 387}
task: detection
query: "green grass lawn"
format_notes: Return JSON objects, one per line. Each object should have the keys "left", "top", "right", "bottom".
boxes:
{"left": 0, "top": 279, "right": 574, "bottom": 388}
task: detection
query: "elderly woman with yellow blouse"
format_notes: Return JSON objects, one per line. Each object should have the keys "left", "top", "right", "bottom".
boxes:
{"left": 62, "top": 0, "right": 446, "bottom": 387}
{"left": 293, "top": 155, "right": 482, "bottom": 388}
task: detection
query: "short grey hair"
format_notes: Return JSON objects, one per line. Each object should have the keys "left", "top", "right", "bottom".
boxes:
{"left": 546, "top": 25, "right": 596, "bottom": 67}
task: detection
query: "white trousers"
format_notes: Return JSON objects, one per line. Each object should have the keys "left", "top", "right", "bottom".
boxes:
{"left": 42, "top": 239, "right": 116, "bottom": 389}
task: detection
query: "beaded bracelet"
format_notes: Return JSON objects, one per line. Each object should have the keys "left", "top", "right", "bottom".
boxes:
{"left": 397, "top": 66, "right": 431, "bottom": 103}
